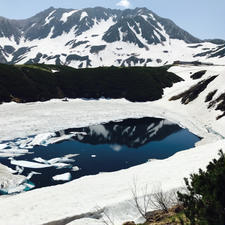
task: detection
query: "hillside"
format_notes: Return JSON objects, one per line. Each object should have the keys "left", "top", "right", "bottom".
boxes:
{"left": 0, "top": 64, "right": 182, "bottom": 103}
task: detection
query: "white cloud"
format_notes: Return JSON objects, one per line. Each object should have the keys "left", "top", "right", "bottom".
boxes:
{"left": 110, "top": 144, "right": 122, "bottom": 152}
{"left": 116, "top": 0, "right": 131, "bottom": 8}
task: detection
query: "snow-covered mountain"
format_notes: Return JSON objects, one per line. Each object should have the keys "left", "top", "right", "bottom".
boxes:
{"left": 0, "top": 7, "right": 224, "bottom": 67}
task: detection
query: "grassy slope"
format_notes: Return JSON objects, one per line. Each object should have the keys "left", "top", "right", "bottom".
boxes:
{"left": 0, "top": 64, "right": 183, "bottom": 103}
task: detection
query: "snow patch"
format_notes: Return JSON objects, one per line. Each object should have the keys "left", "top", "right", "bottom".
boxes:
{"left": 80, "top": 11, "right": 88, "bottom": 21}
{"left": 60, "top": 10, "right": 79, "bottom": 23}
{"left": 26, "top": 171, "right": 42, "bottom": 180}
{"left": 51, "top": 69, "right": 59, "bottom": 73}
{"left": 43, "top": 10, "right": 56, "bottom": 26}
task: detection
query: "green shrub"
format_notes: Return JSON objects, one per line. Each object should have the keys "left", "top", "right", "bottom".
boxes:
{"left": 178, "top": 150, "right": 225, "bottom": 225}
{"left": 0, "top": 64, "right": 182, "bottom": 103}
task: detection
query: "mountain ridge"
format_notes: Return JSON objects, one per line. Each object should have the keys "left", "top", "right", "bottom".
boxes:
{"left": 0, "top": 7, "right": 224, "bottom": 67}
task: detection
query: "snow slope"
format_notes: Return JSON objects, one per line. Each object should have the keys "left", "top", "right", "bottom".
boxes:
{"left": 0, "top": 65, "right": 224, "bottom": 224}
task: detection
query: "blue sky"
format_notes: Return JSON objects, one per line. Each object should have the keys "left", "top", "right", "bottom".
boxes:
{"left": 0, "top": 0, "right": 224, "bottom": 40}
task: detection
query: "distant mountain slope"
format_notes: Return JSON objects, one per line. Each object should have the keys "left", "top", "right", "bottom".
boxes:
{"left": 0, "top": 7, "right": 224, "bottom": 67}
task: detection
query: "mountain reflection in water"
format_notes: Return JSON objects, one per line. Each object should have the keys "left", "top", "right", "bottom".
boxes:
{"left": 1, "top": 117, "right": 200, "bottom": 190}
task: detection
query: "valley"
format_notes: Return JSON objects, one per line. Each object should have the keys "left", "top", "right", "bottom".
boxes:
{"left": 0, "top": 5, "right": 225, "bottom": 225}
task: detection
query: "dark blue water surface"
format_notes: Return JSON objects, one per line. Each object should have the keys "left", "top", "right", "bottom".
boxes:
{"left": 1, "top": 117, "right": 200, "bottom": 190}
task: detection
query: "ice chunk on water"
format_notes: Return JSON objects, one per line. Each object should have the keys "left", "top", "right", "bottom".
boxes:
{"left": 11, "top": 160, "right": 52, "bottom": 168}
{"left": 33, "top": 154, "right": 79, "bottom": 165}
{"left": 64, "top": 154, "right": 80, "bottom": 159}
{"left": 0, "top": 148, "right": 29, "bottom": 153}
{"left": 48, "top": 157, "right": 75, "bottom": 164}
{"left": 52, "top": 172, "right": 71, "bottom": 181}
{"left": 12, "top": 157, "right": 73, "bottom": 170}
{"left": 54, "top": 163, "right": 71, "bottom": 169}
{"left": 15, "top": 166, "right": 24, "bottom": 174}
{"left": 18, "top": 138, "right": 33, "bottom": 148}
{"left": 26, "top": 171, "right": 42, "bottom": 180}
{"left": 28, "top": 132, "right": 56, "bottom": 146}
{"left": 33, "top": 157, "right": 49, "bottom": 164}
{"left": 0, "top": 143, "right": 8, "bottom": 149}
{"left": 47, "top": 157, "right": 60, "bottom": 164}
{"left": 71, "top": 166, "right": 80, "bottom": 172}
{"left": 47, "top": 132, "right": 86, "bottom": 145}
{"left": 0, "top": 152, "right": 26, "bottom": 158}
{"left": 47, "top": 134, "right": 74, "bottom": 144}
{"left": 0, "top": 148, "right": 30, "bottom": 158}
